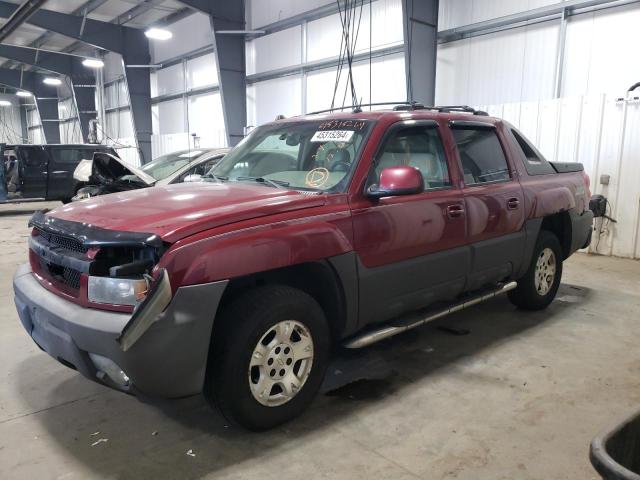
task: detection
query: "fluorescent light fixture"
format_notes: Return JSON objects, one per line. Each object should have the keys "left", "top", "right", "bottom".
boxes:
{"left": 0, "top": 100, "right": 12, "bottom": 107}
{"left": 43, "top": 77, "right": 62, "bottom": 86}
{"left": 16, "top": 91, "right": 32, "bottom": 97}
{"left": 82, "top": 58, "right": 104, "bottom": 68}
{"left": 144, "top": 28, "right": 172, "bottom": 40}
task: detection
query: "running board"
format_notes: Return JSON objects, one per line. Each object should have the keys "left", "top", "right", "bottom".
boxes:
{"left": 344, "top": 281, "right": 518, "bottom": 349}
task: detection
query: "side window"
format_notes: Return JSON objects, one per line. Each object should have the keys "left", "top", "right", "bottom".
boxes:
{"left": 50, "top": 149, "right": 85, "bottom": 165}
{"left": 374, "top": 126, "right": 451, "bottom": 190}
{"left": 21, "top": 148, "right": 48, "bottom": 167}
{"left": 510, "top": 128, "right": 556, "bottom": 175}
{"left": 512, "top": 129, "right": 541, "bottom": 164}
{"left": 451, "top": 127, "right": 510, "bottom": 185}
{"left": 186, "top": 158, "right": 219, "bottom": 177}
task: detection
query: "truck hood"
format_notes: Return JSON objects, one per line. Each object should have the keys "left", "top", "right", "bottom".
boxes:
{"left": 47, "top": 181, "right": 326, "bottom": 243}
{"left": 87, "top": 152, "right": 156, "bottom": 186}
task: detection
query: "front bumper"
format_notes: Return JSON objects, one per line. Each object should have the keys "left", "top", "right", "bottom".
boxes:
{"left": 13, "top": 263, "right": 228, "bottom": 398}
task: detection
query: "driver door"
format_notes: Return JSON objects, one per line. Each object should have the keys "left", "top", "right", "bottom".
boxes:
{"left": 352, "top": 120, "right": 469, "bottom": 325}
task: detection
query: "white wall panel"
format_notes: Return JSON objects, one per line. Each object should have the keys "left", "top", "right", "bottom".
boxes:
{"left": 481, "top": 94, "right": 640, "bottom": 259}
{"left": 438, "top": 0, "right": 564, "bottom": 30}
{"left": 188, "top": 92, "right": 226, "bottom": 147}
{"left": 187, "top": 53, "right": 218, "bottom": 89}
{"left": 306, "top": 0, "right": 403, "bottom": 63}
{"left": 0, "top": 97, "right": 25, "bottom": 144}
{"left": 612, "top": 101, "right": 640, "bottom": 258}
{"left": 247, "top": 75, "right": 302, "bottom": 127}
{"left": 436, "top": 20, "right": 559, "bottom": 106}
{"left": 156, "top": 63, "right": 185, "bottom": 96}
{"left": 150, "top": 13, "right": 213, "bottom": 63}
{"left": 435, "top": 39, "right": 471, "bottom": 105}
{"left": 157, "top": 98, "right": 186, "bottom": 135}
{"left": 151, "top": 133, "right": 190, "bottom": 159}
{"left": 562, "top": 4, "right": 640, "bottom": 97}
{"left": 305, "top": 54, "right": 406, "bottom": 113}
{"left": 248, "top": 0, "right": 333, "bottom": 29}
{"left": 246, "top": 26, "right": 302, "bottom": 75}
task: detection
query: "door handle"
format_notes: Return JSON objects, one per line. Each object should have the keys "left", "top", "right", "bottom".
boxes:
{"left": 447, "top": 204, "right": 465, "bottom": 219}
{"left": 507, "top": 198, "right": 520, "bottom": 210}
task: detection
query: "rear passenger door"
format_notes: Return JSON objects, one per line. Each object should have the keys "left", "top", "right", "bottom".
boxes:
{"left": 449, "top": 121, "right": 525, "bottom": 291}
{"left": 352, "top": 121, "right": 469, "bottom": 325}
{"left": 20, "top": 147, "right": 49, "bottom": 199}
{"left": 47, "top": 147, "right": 87, "bottom": 200}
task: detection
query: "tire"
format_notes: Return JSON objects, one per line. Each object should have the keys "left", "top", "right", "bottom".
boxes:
{"left": 509, "top": 230, "right": 563, "bottom": 311}
{"left": 204, "top": 285, "right": 330, "bottom": 431}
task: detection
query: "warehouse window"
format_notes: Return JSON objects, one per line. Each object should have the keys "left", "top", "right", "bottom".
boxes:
{"left": 451, "top": 127, "right": 510, "bottom": 185}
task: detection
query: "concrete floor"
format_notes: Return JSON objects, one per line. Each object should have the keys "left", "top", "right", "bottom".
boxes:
{"left": 1, "top": 201, "right": 639, "bottom": 480}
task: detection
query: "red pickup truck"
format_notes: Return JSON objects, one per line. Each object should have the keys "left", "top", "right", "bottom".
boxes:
{"left": 13, "top": 105, "right": 593, "bottom": 430}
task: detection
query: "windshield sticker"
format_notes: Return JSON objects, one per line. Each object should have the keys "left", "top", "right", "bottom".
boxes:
{"left": 310, "top": 130, "right": 355, "bottom": 143}
{"left": 305, "top": 168, "right": 330, "bottom": 188}
{"left": 317, "top": 120, "right": 367, "bottom": 131}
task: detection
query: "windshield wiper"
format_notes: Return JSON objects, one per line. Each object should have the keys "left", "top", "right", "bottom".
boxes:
{"left": 236, "top": 176, "right": 290, "bottom": 189}
{"left": 202, "top": 173, "right": 228, "bottom": 183}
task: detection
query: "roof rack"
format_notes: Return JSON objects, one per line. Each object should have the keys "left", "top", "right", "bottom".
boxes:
{"left": 435, "top": 105, "right": 489, "bottom": 116}
{"left": 304, "top": 103, "right": 489, "bottom": 116}
{"left": 306, "top": 101, "right": 432, "bottom": 116}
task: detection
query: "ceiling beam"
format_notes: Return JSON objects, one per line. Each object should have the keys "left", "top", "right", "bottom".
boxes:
{"left": 0, "top": 0, "right": 47, "bottom": 43}
{"left": 0, "top": 1, "right": 141, "bottom": 54}
{"left": 0, "top": 0, "right": 109, "bottom": 70}
{"left": 0, "top": 0, "right": 152, "bottom": 162}
{"left": 0, "top": 66, "right": 61, "bottom": 142}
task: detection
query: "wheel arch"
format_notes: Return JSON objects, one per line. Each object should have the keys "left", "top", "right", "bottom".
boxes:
{"left": 540, "top": 211, "right": 572, "bottom": 259}
{"left": 215, "top": 253, "right": 358, "bottom": 344}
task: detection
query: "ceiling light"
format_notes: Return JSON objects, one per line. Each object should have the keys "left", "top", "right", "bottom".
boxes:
{"left": 43, "top": 77, "right": 62, "bottom": 86}
{"left": 16, "top": 91, "right": 32, "bottom": 97}
{"left": 82, "top": 58, "right": 104, "bottom": 68}
{"left": 144, "top": 28, "right": 172, "bottom": 40}
{"left": 0, "top": 100, "right": 12, "bottom": 107}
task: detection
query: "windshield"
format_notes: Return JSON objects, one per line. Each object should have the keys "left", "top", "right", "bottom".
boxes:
{"left": 140, "top": 150, "right": 205, "bottom": 180}
{"left": 208, "top": 119, "right": 372, "bottom": 192}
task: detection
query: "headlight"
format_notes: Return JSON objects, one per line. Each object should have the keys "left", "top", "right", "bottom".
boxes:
{"left": 72, "top": 191, "right": 91, "bottom": 201}
{"left": 88, "top": 276, "right": 149, "bottom": 306}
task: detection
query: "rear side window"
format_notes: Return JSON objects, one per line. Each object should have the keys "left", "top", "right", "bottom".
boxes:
{"left": 510, "top": 128, "right": 556, "bottom": 175}
{"left": 451, "top": 128, "right": 510, "bottom": 185}
{"left": 50, "top": 148, "right": 87, "bottom": 165}
{"left": 21, "top": 148, "right": 48, "bottom": 167}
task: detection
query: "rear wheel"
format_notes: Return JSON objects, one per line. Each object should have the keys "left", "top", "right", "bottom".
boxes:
{"left": 509, "top": 230, "right": 563, "bottom": 310}
{"left": 205, "top": 285, "right": 330, "bottom": 431}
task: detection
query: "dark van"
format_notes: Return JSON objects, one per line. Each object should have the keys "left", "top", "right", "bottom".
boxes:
{"left": 1, "top": 144, "right": 118, "bottom": 203}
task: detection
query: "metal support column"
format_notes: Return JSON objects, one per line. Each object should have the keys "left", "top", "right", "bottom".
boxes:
{"left": 33, "top": 80, "right": 61, "bottom": 144}
{"left": 554, "top": 7, "right": 568, "bottom": 98}
{"left": 178, "top": 0, "right": 247, "bottom": 146}
{"left": 401, "top": 0, "right": 439, "bottom": 106}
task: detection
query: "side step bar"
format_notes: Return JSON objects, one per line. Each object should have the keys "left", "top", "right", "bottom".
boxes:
{"left": 344, "top": 281, "right": 518, "bottom": 349}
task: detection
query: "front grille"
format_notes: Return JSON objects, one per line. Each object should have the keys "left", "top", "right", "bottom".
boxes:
{"left": 63, "top": 267, "right": 82, "bottom": 290}
{"left": 36, "top": 228, "right": 88, "bottom": 254}
{"left": 39, "top": 257, "right": 82, "bottom": 291}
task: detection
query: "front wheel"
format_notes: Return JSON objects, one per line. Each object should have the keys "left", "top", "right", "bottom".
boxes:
{"left": 509, "top": 230, "right": 563, "bottom": 310}
{"left": 205, "top": 285, "right": 330, "bottom": 431}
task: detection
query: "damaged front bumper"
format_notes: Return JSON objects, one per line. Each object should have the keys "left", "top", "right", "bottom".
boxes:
{"left": 13, "top": 263, "right": 228, "bottom": 398}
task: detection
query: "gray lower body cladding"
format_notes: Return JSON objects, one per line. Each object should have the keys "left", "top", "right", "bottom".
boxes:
{"left": 13, "top": 263, "right": 227, "bottom": 398}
